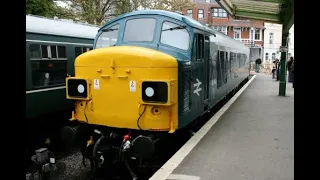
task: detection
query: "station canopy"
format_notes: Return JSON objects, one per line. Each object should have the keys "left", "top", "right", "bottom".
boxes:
{"left": 215, "top": 0, "right": 294, "bottom": 33}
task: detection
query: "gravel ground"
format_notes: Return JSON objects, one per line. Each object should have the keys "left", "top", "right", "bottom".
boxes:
{"left": 53, "top": 149, "right": 92, "bottom": 180}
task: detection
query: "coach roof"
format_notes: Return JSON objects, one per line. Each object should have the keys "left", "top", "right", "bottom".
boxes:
{"left": 26, "top": 15, "right": 99, "bottom": 39}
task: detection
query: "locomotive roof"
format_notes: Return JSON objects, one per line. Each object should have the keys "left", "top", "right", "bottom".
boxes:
{"left": 100, "top": 10, "right": 215, "bottom": 33}
{"left": 99, "top": 10, "right": 241, "bottom": 42}
{"left": 26, "top": 15, "right": 100, "bottom": 39}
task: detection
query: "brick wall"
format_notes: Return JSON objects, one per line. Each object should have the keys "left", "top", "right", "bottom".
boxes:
{"left": 183, "top": 3, "right": 231, "bottom": 25}
{"left": 182, "top": 2, "right": 265, "bottom": 45}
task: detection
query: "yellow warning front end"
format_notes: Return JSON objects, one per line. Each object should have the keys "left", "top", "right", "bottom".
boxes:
{"left": 66, "top": 46, "right": 178, "bottom": 132}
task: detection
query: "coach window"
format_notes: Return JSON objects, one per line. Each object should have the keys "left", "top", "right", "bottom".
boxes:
{"left": 96, "top": 24, "right": 120, "bottom": 48}
{"left": 230, "top": 52, "right": 236, "bottom": 68}
{"left": 75, "top": 47, "right": 92, "bottom": 57}
{"left": 160, "top": 21, "right": 190, "bottom": 50}
{"left": 123, "top": 18, "right": 156, "bottom": 42}
{"left": 237, "top": 53, "right": 241, "bottom": 67}
{"left": 243, "top": 54, "right": 247, "bottom": 66}
{"left": 29, "top": 44, "right": 67, "bottom": 89}
{"left": 217, "top": 51, "right": 224, "bottom": 88}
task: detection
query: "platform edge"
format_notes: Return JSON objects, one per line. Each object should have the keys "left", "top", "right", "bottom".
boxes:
{"left": 149, "top": 75, "right": 257, "bottom": 180}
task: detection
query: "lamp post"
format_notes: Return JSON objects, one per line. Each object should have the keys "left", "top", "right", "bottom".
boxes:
{"left": 250, "top": 27, "right": 254, "bottom": 72}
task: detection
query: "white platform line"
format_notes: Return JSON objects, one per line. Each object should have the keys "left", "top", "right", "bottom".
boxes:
{"left": 149, "top": 75, "right": 256, "bottom": 180}
{"left": 166, "top": 174, "right": 201, "bottom": 180}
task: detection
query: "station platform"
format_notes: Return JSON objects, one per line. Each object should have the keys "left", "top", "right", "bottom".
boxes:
{"left": 150, "top": 74, "right": 294, "bottom": 180}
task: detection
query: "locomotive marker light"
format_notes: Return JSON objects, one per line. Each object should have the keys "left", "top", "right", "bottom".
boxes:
{"left": 77, "top": 84, "right": 85, "bottom": 93}
{"left": 145, "top": 87, "right": 155, "bottom": 97}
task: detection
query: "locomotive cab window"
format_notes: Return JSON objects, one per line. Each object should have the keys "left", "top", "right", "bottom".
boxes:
{"left": 96, "top": 24, "right": 120, "bottom": 48}
{"left": 160, "top": 21, "right": 190, "bottom": 50}
{"left": 192, "top": 34, "right": 204, "bottom": 61}
{"left": 123, "top": 18, "right": 156, "bottom": 42}
{"left": 29, "top": 44, "right": 67, "bottom": 89}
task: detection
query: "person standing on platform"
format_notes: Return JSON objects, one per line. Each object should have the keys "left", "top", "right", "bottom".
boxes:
{"left": 273, "top": 59, "right": 280, "bottom": 81}
{"left": 255, "top": 58, "right": 262, "bottom": 73}
{"left": 290, "top": 60, "right": 294, "bottom": 88}
{"left": 271, "top": 66, "right": 276, "bottom": 79}
{"left": 286, "top": 56, "right": 294, "bottom": 83}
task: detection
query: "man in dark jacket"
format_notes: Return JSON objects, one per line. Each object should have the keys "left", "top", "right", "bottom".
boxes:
{"left": 291, "top": 60, "right": 294, "bottom": 88}
{"left": 273, "top": 59, "right": 280, "bottom": 81}
{"left": 287, "top": 56, "right": 294, "bottom": 83}
{"left": 255, "top": 58, "right": 262, "bottom": 73}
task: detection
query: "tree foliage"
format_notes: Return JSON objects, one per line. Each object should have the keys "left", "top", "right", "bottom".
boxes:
{"left": 26, "top": 0, "right": 74, "bottom": 19}
{"left": 26, "top": 0, "right": 56, "bottom": 17}
{"left": 114, "top": 0, "right": 140, "bottom": 16}
{"left": 144, "top": 0, "right": 194, "bottom": 11}
{"left": 26, "top": 0, "right": 195, "bottom": 25}
{"left": 69, "top": 0, "right": 115, "bottom": 25}
{"left": 167, "top": 0, "right": 195, "bottom": 12}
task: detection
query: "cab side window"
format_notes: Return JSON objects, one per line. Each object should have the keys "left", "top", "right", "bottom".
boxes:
{"left": 193, "top": 33, "right": 204, "bottom": 62}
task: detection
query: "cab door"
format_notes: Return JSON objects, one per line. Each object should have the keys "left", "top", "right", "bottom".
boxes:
{"left": 203, "top": 36, "right": 210, "bottom": 105}
{"left": 191, "top": 33, "right": 206, "bottom": 113}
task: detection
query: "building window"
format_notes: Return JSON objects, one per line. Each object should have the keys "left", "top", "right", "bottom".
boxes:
{"left": 255, "top": 29, "right": 260, "bottom": 40}
{"left": 269, "top": 33, "right": 274, "bottom": 44}
{"left": 29, "top": 44, "right": 68, "bottom": 89}
{"left": 272, "top": 53, "right": 276, "bottom": 60}
{"left": 233, "top": 27, "right": 241, "bottom": 39}
{"left": 187, "top": 9, "right": 193, "bottom": 17}
{"left": 198, "top": 9, "right": 204, "bottom": 19}
{"left": 212, "top": 8, "right": 227, "bottom": 18}
{"left": 265, "top": 53, "right": 269, "bottom": 60}
{"left": 213, "top": 26, "right": 227, "bottom": 35}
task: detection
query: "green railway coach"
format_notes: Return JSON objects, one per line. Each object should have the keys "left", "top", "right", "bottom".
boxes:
{"left": 26, "top": 15, "right": 99, "bottom": 153}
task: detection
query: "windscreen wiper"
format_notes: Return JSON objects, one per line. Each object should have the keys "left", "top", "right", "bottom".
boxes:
{"left": 162, "top": 25, "right": 186, "bottom": 31}
{"left": 102, "top": 28, "right": 118, "bottom": 32}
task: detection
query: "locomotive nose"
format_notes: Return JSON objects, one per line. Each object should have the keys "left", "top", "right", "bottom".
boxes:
{"left": 74, "top": 46, "right": 177, "bottom": 68}
{"left": 66, "top": 46, "right": 179, "bottom": 131}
